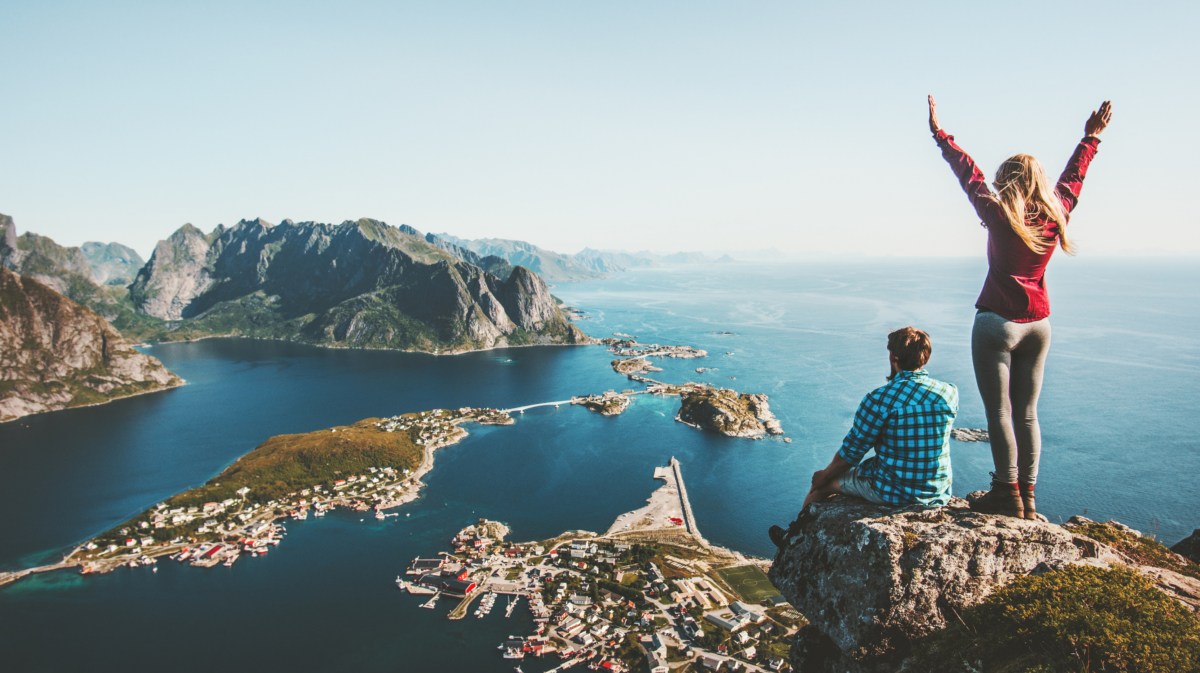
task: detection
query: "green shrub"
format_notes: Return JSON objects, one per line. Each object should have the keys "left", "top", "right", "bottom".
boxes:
{"left": 917, "top": 564, "right": 1200, "bottom": 672}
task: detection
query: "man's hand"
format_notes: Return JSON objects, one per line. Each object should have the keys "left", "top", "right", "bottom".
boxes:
{"left": 928, "top": 94, "right": 941, "bottom": 135}
{"left": 1084, "top": 100, "right": 1113, "bottom": 137}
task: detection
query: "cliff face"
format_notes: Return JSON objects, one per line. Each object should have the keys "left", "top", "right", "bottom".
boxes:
{"left": 768, "top": 497, "right": 1200, "bottom": 673}
{"left": 0, "top": 268, "right": 182, "bottom": 423}
{"left": 129, "top": 218, "right": 588, "bottom": 352}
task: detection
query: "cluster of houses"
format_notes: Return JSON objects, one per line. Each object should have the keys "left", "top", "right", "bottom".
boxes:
{"left": 77, "top": 460, "right": 422, "bottom": 573}
{"left": 573, "top": 391, "right": 632, "bottom": 416}
{"left": 406, "top": 521, "right": 795, "bottom": 672}
{"left": 603, "top": 338, "right": 708, "bottom": 360}
{"left": 375, "top": 406, "right": 513, "bottom": 446}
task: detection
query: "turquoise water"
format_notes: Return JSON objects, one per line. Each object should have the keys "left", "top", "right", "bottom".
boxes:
{"left": 1, "top": 259, "right": 1197, "bottom": 671}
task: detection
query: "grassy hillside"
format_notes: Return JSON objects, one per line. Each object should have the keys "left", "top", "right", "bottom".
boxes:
{"left": 170, "top": 417, "right": 424, "bottom": 508}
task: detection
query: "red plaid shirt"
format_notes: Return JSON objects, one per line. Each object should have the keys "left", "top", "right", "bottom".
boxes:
{"left": 935, "top": 129, "right": 1101, "bottom": 322}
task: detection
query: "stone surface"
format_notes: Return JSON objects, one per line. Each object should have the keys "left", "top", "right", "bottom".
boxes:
{"left": 1173, "top": 529, "right": 1200, "bottom": 564}
{"left": 0, "top": 268, "right": 181, "bottom": 423}
{"left": 768, "top": 498, "right": 1200, "bottom": 672}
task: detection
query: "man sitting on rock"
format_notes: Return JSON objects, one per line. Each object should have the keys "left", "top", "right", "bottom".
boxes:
{"left": 772, "top": 327, "right": 958, "bottom": 546}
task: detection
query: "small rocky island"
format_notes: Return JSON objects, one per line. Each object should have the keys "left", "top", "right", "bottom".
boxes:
{"left": 951, "top": 427, "right": 990, "bottom": 442}
{"left": 603, "top": 335, "right": 785, "bottom": 439}
{"left": 677, "top": 387, "right": 783, "bottom": 439}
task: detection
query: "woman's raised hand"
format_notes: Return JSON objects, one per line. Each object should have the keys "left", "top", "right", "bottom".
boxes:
{"left": 928, "top": 94, "right": 941, "bottom": 134}
{"left": 1085, "top": 100, "right": 1113, "bottom": 137}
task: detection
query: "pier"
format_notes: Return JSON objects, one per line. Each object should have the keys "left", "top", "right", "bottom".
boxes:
{"left": 670, "top": 456, "right": 705, "bottom": 544}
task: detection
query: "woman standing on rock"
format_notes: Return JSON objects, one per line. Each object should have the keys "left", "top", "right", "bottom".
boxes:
{"left": 928, "top": 95, "right": 1112, "bottom": 519}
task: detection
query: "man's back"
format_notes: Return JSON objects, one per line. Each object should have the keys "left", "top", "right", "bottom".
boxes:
{"left": 837, "top": 370, "right": 959, "bottom": 506}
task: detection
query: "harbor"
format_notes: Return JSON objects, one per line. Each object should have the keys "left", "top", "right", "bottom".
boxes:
{"left": 395, "top": 460, "right": 798, "bottom": 672}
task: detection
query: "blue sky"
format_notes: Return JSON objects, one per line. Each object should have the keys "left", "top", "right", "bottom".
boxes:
{"left": 2, "top": 1, "right": 1196, "bottom": 258}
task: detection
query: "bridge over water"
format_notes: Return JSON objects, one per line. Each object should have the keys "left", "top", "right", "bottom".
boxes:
{"left": 501, "top": 399, "right": 576, "bottom": 414}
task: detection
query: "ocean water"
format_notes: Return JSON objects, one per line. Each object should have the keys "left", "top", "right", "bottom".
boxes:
{"left": 0, "top": 259, "right": 1196, "bottom": 671}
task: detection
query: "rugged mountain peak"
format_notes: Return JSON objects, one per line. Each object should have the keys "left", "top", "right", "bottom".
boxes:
{"left": 130, "top": 223, "right": 216, "bottom": 320}
{"left": 0, "top": 267, "right": 181, "bottom": 423}
{"left": 498, "top": 265, "right": 559, "bottom": 332}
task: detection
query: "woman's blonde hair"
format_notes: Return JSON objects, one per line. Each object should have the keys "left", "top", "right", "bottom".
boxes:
{"left": 992, "top": 154, "right": 1074, "bottom": 255}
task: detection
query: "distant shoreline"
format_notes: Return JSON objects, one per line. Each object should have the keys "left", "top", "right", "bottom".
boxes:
{"left": 0, "top": 379, "right": 186, "bottom": 427}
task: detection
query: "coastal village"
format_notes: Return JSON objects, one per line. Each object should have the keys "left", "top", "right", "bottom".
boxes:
{"left": 397, "top": 460, "right": 802, "bottom": 673}
{"left": 4, "top": 406, "right": 517, "bottom": 580}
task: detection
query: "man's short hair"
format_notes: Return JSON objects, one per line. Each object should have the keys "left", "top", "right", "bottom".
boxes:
{"left": 888, "top": 326, "right": 931, "bottom": 371}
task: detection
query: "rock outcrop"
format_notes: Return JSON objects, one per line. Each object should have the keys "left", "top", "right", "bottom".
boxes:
{"left": 677, "top": 387, "right": 782, "bottom": 438}
{"left": 1174, "top": 530, "right": 1200, "bottom": 564}
{"left": 768, "top": 497, "right": 1200, "bottom": 672}
{"left": 128, "top": 218, "right": 589, "bottom": 353}
{"left": 0, "top": 268, "right": 182, "bottom": 423}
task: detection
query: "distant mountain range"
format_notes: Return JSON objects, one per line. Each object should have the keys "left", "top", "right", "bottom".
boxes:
{"left": 431, "top": 234, "right": 732, "bottom": 283}
{"left": 127, "top": 217, "right": 588, "bottom": 352}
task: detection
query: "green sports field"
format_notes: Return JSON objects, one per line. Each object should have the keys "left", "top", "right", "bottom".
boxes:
{"left": 717, "top": 564, "right": 780, "bottom": 603}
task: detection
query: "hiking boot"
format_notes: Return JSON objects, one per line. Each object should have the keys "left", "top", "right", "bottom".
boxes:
{"left": 969, "top": 482, "right": 1024, "bottom": 518}
{"left": 1020, "top": 483, "right": 1037, "bottom": 520}
{"left": 769, "top": 525, "right": 788, "bottom": 549}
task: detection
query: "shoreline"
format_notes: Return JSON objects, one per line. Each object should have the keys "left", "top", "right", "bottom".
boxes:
{"left": 0, "top": 378, "right": 186, "bottom": 426}
{"left": 142, "top": 332, "right": 600, "bottom": 357}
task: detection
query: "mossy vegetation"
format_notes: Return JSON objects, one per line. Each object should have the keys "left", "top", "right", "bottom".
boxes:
{"left": 1070, "top": 520, "right": 1200, "bottom": 580}
{"left": 914, "top": 565, "right": 1200, "bottom": 672}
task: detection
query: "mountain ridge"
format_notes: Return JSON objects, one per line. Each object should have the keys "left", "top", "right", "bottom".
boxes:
{"left": 129, "top": 218, "right": 589, "bottom": 353}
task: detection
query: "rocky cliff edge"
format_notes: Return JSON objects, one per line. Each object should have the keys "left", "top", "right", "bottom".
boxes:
{"left": 768, "top": 496, "right": 1200, "bottom": 672}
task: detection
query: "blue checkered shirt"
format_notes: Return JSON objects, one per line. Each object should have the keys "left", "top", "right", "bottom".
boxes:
{"left": 837, "top": 369, "right": 958, "bottom": 506}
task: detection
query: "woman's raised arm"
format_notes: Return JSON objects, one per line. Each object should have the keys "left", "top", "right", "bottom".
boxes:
{"left": 929, "top": 95, "right": 998, "bottom": 222}
{"left": 1057, "top": 100, "right": 1112, "bottom": 211}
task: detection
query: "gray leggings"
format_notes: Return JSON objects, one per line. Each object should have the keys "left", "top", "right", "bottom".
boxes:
{"left": 971, "top": 310, "right": 1051, "bottom": 485}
